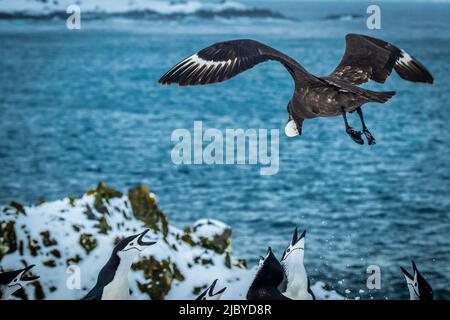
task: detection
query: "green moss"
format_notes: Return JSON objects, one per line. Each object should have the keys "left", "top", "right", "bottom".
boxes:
{"left": 194, "top": 220, "right": 232, "bottom": 254}
{"left": 27, "top": 235, "right": 40, "bottom": 256}
{"left": 183, "top": 226, "right": 192, "bottom": 233}
{"left": 9, "top": 201, "right": 26, "bottom": 215}
{"left": 79, "top": 234, "right": 97, "bottom": 254}
{"left": 0, "top": 220, "right": 17, "bottom": 260}
{"left": 50, "top": 249, "right": 61, "bottom": 258}
{"left": 234, "top": 258, "right": 248, "bottom": 269}
{"left": 194, "top": 256, "right": 214, "bottom": 266}
{"left": 172, "top": 263, "right": 185, "bottom": 281}
{"left": 33, "top": 281, "right": 45, "bottom": 300}
{"left": 127, "top": 185, "right": 169, "bottom": 238}
{"left": 40, "top": 231, "right": 57, "bottom": 247}
{"left": 132, "top": 256, "right": 184, "bottom": 300}
{"left": 94, "top": 215, "right": 111, "bottom": 234}
{"left": 83, "top": 204, "right": 97, "bottom": 220}
{"left": 88, "top": 181, "right": 123, "bottom": 214}
{"left": 68, "top": 197, "right": 76, "bottom": 207}
{"left": 193, "top": 285, "right": 207, "bottom": 295}
{"left": 37, "top": 197, "right": 46, "bottom": 205}
{"left": 181, "top": 234, "right": 195, "bottom": 246}
{"left": 43, "top": 260, "right": 56, "bottom": 267}
{"left": 224, "top": 252, "right": 231, "bottom": 269}
{"left": 198, "top": 230, "right": 232, "bottom": 254}
{"left": 18, "top": 240, "right": 24, "bottom": 256}
{"left": 12, "top": 288, "right": 28, "bottom": 300}
{"left": 66, "top": 254, "right": 82, "bottom": 265}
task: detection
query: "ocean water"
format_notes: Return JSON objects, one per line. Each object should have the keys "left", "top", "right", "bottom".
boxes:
{"left": 0, "top": 1, "right": 449, "bottom": 299}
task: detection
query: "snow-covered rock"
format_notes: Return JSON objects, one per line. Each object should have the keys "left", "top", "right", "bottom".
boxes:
{"left": 0, "top": 0, "right": 286, "bottom": 20}
{"left": 0, "top": 182, "right": 252, "bottom": 300}
{"left": 0, "top": 182, "right": 342, "bottom": 300}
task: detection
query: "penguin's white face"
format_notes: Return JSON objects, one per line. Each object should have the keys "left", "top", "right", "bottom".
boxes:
{"left": 116, "top": 229, "right": 156, "bottom": 261}
{"left": 0, "top": 265, "right": 39, "bottom": 300}
{"left": 281, "top": 228, "right": 306, "bottom": 264}
{"left": 400, "top": 261, "right": 434, "bottom": 301}
{"left": 403, "top": 272, "right": 420, "bottom": 300}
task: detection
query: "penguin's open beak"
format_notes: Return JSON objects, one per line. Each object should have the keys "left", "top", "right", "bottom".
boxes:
{"left": 195, "top": 279, "right": 227, "bottom": 300}
{"left": 208, "top": 279, "right": 227, "bottom": 297}
{"left": 400, "top": 266, "right": 414, "bottom": 281}
{"left": 137, "top": 229, "right": 157, "bottom": 247}
{"left": 290, "top": 228, "right": 306, "bottom": 246}
{"left": 20, "top": 265, "right": 40, "bottom": 282}
{"left": 8, "top": 265, "right": 39, "bottom": 288}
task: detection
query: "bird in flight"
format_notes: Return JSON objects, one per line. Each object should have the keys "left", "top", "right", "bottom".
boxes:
{"left": 159, "top": 34, "right": 433, "bottom": 145}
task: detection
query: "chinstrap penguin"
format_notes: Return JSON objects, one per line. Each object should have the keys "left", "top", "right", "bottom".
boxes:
{"left": 279, "top": 228, "right": 315, "bottom": 300}
{"left": 400, "top": 260, "right": 433, "bottom": 300}
{"left": 83, "top": 229, "right": 156, "bottom": 300}
{"left": 196, "top": 279, "right": 227, "bottom": 300}
{"left": 0, "top": 265, "right": 40, "bottom": 300}
{"left": 246, "top": 247, "right": 290, "bottom": 300}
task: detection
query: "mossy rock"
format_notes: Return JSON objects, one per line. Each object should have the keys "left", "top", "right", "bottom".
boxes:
{"left": 86, "top": 181, "right": 123, "bottom": 214}
{"left": 43, "top": 260, "right": 56, "bottom": 268}
{"left": 0, "top": 220, "right": 17, "bottom": 261}
{"left": 193, "top": 285, "right": 207, "bottom": 295}
{"left": 128, "top": 185, "right": 168, "bottom": 238}
{"left": 94, "top": 215, "right": 111, "bottom": 234}
{"left": 68, "top": 197, "right": 76, "bottom": 207}
{"left": 132, "top": 256, "right": 184, "bottom": 300}
{"left": 224, "top": 252, "right": 231, "bottom": 269}
{"left": 27, "top": 236, "right": 41, "bottom": 257}
{"left": 180, "top": 233, "right": 195, "bottom": 246}
{"left": 33, "top": 281, "right": 46, "bottom": 300}
{"left": 234, "top": 258, "right": 248, "bottom": 269}
{"left": 9, "top": 201, "right": 26, "bottom": 215}
{"left": 79, "top": 234, "right": 97, "bottom": 254}
{"left": 50, "top": 249, "right": 61, "bottom": 258}
{"left": 194, "top": 256, "right": 214, "bottom": 266}
{"left": 83, "top": 204, "right": 97, "bottom": 221}
{"left": 66, "top": 254, "right": 82, "bottom": 265}
{"left": 194, "top": 222, "right": 232, "bottom": 255}
{"left": 40, "top": 231, "right": 57, "bottom": 247}
{"left": 0, "top": 242, "right": 8, "bottom": 262}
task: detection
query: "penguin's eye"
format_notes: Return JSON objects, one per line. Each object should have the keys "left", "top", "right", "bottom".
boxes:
{"left": 130, "top": 242, "right": 134, "bottom": 246}
{"left": 286, "top": 248, "right": 290, "bottom": 253}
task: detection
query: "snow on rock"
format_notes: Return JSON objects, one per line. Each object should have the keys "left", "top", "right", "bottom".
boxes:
{"left": 0, "top": 182, "right": 251, "bottom": 300}
{"left": 0, "top": 0, "right": 286, "bottom": 20}
{"left": 0, "top": 182, "right": 343, "bottom": 300}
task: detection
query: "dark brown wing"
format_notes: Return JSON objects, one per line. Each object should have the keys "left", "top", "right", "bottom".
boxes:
{"left": 330, "top": 34, "right": 434, "bottom": 85}
{"left": 159, "top": 39, "right": 319, "bottom": 86}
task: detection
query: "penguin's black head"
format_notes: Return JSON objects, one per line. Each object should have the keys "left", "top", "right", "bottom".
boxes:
{"left": 400, "top": 260, "right": 433, "bottom": 300}
{"left": 0, "top": 265, "right": 39, "bottom": 299}
{"left": 114, "top": 229, "right": 156, "bottom": 260}
{"left": 255, "top": 247, "right": 285, "bottom": 287}
{"left": 195, "top": 279, "right": 227, "bottom": 301}
{"left": 281, "top": 227, "right": 306, "bottom": 262}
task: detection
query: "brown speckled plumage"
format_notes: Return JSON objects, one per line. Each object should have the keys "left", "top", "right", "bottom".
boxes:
{"left": 159, "top": 34, "right": 433, "bottom": 143}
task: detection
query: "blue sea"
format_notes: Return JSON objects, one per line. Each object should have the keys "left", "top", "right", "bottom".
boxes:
{"left": 0, "top": 1, "right": 449, "bottom": 299}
